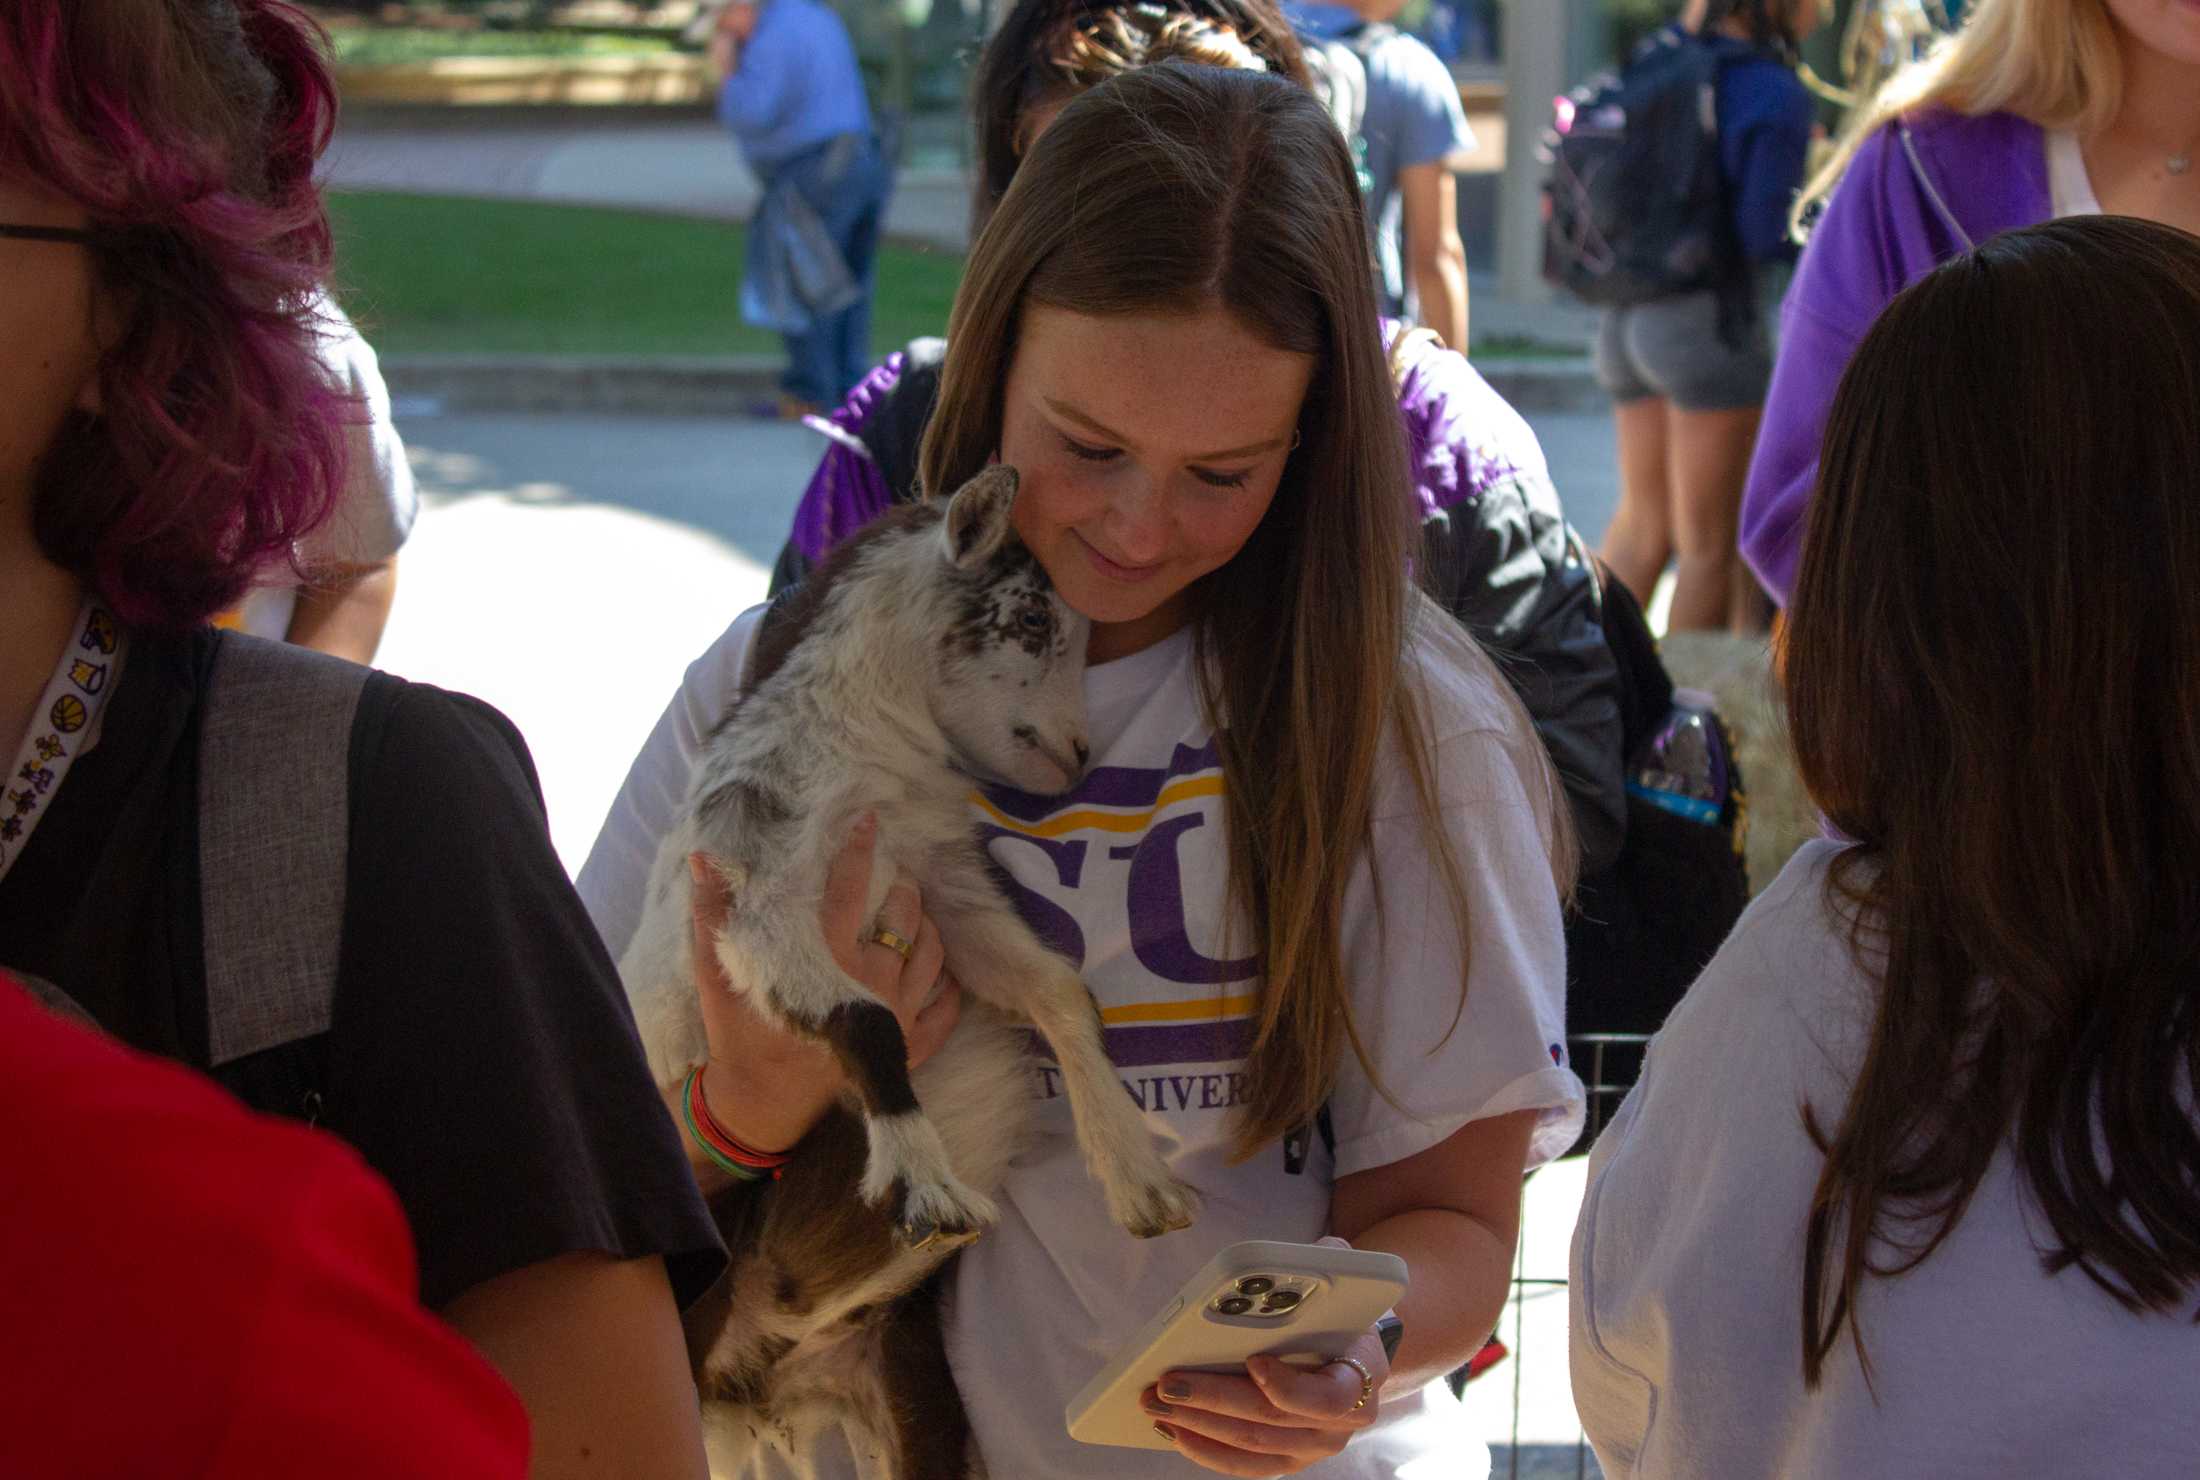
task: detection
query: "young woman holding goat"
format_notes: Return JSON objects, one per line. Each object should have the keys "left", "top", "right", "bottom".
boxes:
{"left": 587, "top": 62, "right": 1583, "bottom": 1480}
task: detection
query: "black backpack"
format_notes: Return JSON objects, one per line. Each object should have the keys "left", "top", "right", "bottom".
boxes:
{"left": 1539, "top": 27, "right": 1742, "bottom": 307}
{"left": 1300, "top": 21, "right": 1395, "bottom": 202}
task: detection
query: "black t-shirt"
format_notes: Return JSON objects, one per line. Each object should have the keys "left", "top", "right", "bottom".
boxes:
{"left": 0, "top": 628, "right": 724, "bottom": 1310}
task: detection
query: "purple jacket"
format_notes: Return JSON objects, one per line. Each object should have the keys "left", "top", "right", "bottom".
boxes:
{"left": 767, "top": 326, "right": 1632, "bottom": 873}
{"left": 1739, "top": 110, "right": 2051, "bottom": 603}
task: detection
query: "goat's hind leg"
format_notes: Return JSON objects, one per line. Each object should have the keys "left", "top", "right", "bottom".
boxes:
{"left": 752, "top": 934, "right": 997, "bottom": 1249}
{"left": 932, "top": 900, "right": 1197, "bottom": 1239}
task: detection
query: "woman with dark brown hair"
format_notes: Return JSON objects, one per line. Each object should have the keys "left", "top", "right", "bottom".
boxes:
{"left": 1570, "top": 214, "right": 2200, "bottom": 1477}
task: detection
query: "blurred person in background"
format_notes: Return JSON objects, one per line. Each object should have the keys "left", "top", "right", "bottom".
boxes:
{"left": 1740, "top": 0, "right": 2200, "bottom": 605}
{"left": 1288, "top": 0, "right": 1477, "bottom": 349}
{"left": 707, "top": 0, "right": 894, "bottom": 418}
{"left": 214, "top": 290, "right": 415, "bottom": 665}
{"left": 1592, "top": 0, "right": 1821, "bottom": 632}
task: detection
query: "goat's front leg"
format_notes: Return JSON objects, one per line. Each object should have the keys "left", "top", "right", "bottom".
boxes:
{"left": 722, "top": 920, "right": 997, "bottom": 1249}
{"left": 929, "top": 899, "right": 1198, "bottom": 1239}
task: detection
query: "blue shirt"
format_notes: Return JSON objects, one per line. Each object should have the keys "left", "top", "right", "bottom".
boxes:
{"left": 1287, "top": 4, "right": 1474, "bottom": 316}
{"left": 717, "top": 0, "right": 873, "bottom": 175}
{"left": 1697, "top": 32, "right": 1814, "bottom": 264}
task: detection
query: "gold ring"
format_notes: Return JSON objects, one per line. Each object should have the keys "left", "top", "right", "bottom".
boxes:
{"left": 1330, "top": 1355, "right": 1374, "bottom": 1412}
{"left": 867, "top": 926, "right": 915, "bottom": 962}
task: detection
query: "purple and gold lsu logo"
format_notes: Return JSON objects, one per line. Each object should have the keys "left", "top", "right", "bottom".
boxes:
{"left": 50, "top": 696, "right": 88, "bottom": 734}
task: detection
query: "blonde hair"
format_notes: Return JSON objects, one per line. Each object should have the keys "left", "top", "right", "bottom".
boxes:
{"left": 921, "top": 63, "right": 1562, "bottom": 1158}
{"left": 1797, "top": 0, "right": 2123, "bottom": 222}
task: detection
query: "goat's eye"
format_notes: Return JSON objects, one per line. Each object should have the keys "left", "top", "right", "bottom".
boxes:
{"left": 1020, "top": 609, "right": 1050, "bottom": 632}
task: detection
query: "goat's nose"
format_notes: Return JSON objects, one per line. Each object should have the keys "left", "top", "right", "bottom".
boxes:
{"left": 1073, "top": 739, "right": 1091, "bottom": 771}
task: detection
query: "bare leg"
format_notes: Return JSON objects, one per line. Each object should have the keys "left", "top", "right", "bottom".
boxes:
{"left": 1729, "top": 562, "right": 1775, "bottom": 636}
{"left": 1665, "top": 404, "right": 1761, "bottom": 632}
{"left": 1599, "top": 395, "right": 1675, "bottom": 609}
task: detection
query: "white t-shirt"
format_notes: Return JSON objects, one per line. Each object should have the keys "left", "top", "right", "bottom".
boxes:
{"left": 223, "top": 293, "right": 418, "bottom": 640}
{"left": 1570, "top": 840, "right": 2200, "bottom": 1479}
{"left": 580, "top": 604, "right": 1584, "bottom": 1480}
{"left": 2046, "top": 128, "right": 2103, "bottom": 219}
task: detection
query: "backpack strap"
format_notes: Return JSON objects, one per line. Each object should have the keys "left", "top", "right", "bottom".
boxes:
{"left": 1896, "top": 120, "right": 1977, "bottom": 253}
{"left": 197, "top": 633, "right": 368, "bottom": 1068}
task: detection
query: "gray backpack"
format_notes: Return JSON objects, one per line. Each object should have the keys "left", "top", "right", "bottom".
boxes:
{"left": 1301, "top": 21, "right": 1394, "bottom": 200}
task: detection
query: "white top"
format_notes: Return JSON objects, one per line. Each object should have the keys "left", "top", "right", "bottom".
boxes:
{"left": 2046, "top": 128, "right": 2103, "bottom": 219}
{"left": 225, "top": 293, "right": 418, "bottom": 640}
{"left": 580, "top": 603, "right": 1584, "bottom": 1479}
{"left": 1569, "top": 840, "right": 2200, "bottom": 1480}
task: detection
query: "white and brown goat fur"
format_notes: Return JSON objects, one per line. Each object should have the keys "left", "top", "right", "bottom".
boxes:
{"left": 619, "top": 467, "right": 1198, "bottom": 1477}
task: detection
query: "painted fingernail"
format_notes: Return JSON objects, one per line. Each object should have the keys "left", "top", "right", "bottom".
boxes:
{"left": 1143, "top": 1399, "right": 1173, "bottom": 1416}
{"left": 1161, "top": 1380, "right": 1192, "bottom": 1401}
{"left": 1153, "top": 1422, "right": 1176, "bottom": 1442}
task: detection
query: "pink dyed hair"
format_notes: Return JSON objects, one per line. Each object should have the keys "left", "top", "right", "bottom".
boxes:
{"left": 0, "top": 0, "right": 348, "bottom": 631}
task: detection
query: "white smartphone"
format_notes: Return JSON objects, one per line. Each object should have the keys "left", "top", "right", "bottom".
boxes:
{"left": 1063, "top": 1239, "right": 1408, "bottom": 1450}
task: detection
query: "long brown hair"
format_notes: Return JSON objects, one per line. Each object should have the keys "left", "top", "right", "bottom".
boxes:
{"left": 1786, "top": 215, "right": 2200, "bottom": 1387}
{"left": 921, "top": 62, "right": 1529, "bottom": 1158}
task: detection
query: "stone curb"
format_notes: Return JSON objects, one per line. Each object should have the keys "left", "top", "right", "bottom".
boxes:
{"left": 381, "top": 353, "right": 1604, "bottom": 417}
{"left": 337, "top": 56, "right": 713, "bottom": 109}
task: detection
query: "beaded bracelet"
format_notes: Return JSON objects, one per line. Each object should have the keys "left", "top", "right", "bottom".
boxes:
{"left": 681, "top": 1065, "right": 792, "bottom": 1183}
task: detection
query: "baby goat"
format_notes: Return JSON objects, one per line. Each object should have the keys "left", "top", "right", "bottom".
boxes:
{"left": 620, "top": 466, "right": 1198, "bottom": 1475}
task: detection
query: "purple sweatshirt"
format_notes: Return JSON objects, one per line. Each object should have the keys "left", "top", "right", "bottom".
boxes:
{"left": 1739, "top": 109, "right": 2052, "bottom": 603}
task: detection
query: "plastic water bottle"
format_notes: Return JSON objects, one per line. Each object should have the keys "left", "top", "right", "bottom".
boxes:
{"left": 1626, "top": 687, "right": 1729, "bottom": 826}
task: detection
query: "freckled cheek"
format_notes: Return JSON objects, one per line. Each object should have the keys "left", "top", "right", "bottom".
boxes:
{"left": 1177, "top": 485, "right": 1281, "bottom": 573}
{"left": 1010, "top": 458, "right": 1112, "bottom": 545}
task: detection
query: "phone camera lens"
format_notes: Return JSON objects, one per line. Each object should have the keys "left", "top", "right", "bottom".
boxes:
{"left": 1216, "top": 1295, "right": 1255, "bottom": 1316}
{"left": 1235, "top": 1276, "right": 1276, "bottom": 1297}
{"left": 1259, "top": 1290, "right": 1303, "bottom": 1313}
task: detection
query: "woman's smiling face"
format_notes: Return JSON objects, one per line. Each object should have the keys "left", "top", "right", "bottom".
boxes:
{"left": 997, "top": 300, "right": 1315, "bottom": 663}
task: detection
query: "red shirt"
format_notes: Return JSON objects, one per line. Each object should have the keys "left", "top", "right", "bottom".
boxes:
{"left": 0, "top": 977, "right": 529, "bottom": 1478}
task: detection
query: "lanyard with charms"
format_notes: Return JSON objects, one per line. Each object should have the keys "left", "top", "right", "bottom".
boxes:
{"left": 0, "top": 599, "right": 124, "bottom": 885}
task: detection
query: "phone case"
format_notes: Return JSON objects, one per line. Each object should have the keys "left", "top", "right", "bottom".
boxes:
{"left": 1063, "top": 1240, "right": 1409, "bottom": 1450}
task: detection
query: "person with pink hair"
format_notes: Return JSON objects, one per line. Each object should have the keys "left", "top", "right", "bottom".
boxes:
{"left": 0, "top": 6, "right": 722, "bottom": 1475}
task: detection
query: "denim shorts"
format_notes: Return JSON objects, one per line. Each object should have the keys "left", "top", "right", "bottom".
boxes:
{"left": 1593, "top": 289, "right": 1771, "bottom": 412}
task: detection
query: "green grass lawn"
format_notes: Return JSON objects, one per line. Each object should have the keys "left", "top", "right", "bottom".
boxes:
{"left": 327, "top": 27, "right": 678, "bottom": 67}
{"left": 329, "top": 192, "right": 963, "bottom": 358}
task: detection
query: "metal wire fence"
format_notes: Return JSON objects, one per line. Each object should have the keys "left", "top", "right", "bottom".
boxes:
{"left": 1484, "top": 1031, "right": 1651, "bottom": 1480}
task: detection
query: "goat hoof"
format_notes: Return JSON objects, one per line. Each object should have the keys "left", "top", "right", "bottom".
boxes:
{"left": 893, "top": 1178, "right": 997, "bottom": 1250}
{"left": 903, "top": 1216, "right": 985, "bottom": 1252}
{"left": 1118, "top": 1177, "right": 1201, "bottom": 1239}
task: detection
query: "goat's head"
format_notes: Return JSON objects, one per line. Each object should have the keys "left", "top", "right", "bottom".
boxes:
{"left": 931, "top": 466, "right": 1092, "bottom": 795}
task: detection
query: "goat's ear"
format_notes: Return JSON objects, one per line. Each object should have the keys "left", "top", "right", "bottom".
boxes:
{"left": 939, "top": 465, "right": 1020, "bottom": 570}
